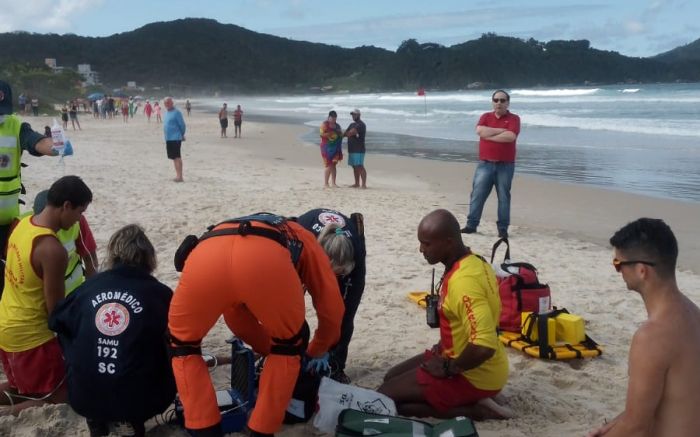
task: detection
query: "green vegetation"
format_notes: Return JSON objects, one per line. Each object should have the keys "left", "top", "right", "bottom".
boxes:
{"left": 1, "top": 18, "right": 699, "bottom": 95}
{"left": 1, "top": 63, "right": 84, "bottom": 111}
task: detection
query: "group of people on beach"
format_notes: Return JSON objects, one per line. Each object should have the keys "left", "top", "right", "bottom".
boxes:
{"left": 217, "top": 103, "right": 243, "bottom": 138}
{"left": 319, "top": 109, "right": 367, "bottom": 189}
{"left": 0, "top": 77, "right": 699, "bottom": 437}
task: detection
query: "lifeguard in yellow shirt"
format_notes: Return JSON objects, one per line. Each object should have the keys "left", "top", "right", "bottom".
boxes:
{"left": 0, "top": 175, "right": 92, "bottom": 415}
{"left": 379, "top": 209, "right": 511, "bottom": 420}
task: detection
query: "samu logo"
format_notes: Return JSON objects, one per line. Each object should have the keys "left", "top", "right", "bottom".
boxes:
{"left": 95, "top": 302, "right": 130, "bottom": 336}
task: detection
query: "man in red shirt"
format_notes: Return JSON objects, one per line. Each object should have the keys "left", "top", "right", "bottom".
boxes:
{"left": 461, "top": 90, "right": 520, "bottom": 240}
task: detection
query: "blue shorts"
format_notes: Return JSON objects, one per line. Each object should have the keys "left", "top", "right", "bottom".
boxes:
{"left": 348, "top": 153, "right": 365, "bottom": 166}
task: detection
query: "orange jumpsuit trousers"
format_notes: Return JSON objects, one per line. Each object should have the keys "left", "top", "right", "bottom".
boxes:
{"left": 169, "top": 221, "right": 343, "bottom": 434}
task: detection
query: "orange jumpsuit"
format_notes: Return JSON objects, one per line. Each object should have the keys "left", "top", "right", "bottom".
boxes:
{"left": 168, "top": 220, "right": 344, "bottom": 434}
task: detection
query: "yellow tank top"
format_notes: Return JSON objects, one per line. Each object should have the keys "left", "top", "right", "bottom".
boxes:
{"left": 0, "top": 216, "right": 58, "bottom": 352}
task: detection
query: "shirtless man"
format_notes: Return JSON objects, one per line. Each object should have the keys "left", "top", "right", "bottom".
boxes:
{"left": 588, "top": 218, "right": 700, "bottom": 437}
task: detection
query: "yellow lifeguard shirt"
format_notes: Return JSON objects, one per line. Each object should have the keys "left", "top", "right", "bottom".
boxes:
{"left": 439, "top": 253, "right": 509, "bottom": 391}
{"left": 0, "top": 216, "right": 58, "bottom": 352}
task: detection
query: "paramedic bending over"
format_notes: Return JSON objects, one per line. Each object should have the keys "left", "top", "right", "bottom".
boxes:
{"left": 295, "top": 208, "right": 365, "bottom": 384}
{"left": 168, "top": 216, "right": 344, "bottom": 437}
{"left": 379, "top": 209, "right": 511, "bottom": 421}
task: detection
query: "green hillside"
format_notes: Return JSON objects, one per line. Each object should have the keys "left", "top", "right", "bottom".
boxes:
{"left": 1, "top": 18, "right": 699, "bottom": 94}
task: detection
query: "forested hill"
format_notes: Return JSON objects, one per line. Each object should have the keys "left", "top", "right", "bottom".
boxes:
{"left": 654, "top": 38, "right": 700, "bottom": 62}
{"left": 2, "top": 18, "right": 699, "bottom": 93}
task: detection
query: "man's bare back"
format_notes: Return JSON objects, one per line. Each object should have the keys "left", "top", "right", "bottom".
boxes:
{"left": 592, "top": 218, "right": 700, "bottom": 437}
{"left": 644, "top": 293, "right": 700, "bottom": 436}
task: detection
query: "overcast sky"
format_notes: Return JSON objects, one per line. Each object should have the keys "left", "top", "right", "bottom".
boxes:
{"left": 2, "top": 0, "right": 698, "bottom": 57}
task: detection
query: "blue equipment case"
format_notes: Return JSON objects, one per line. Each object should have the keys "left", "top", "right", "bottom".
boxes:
{"left": 174, "top": 337, "right": 257, "bottom": 434}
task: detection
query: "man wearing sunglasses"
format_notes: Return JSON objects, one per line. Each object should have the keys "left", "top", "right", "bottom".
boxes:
{"left": 462, "top": 90, "right": 520, "bottom": 240}
{"left": 588, "top": 218, "right": 700, "bottom": 437}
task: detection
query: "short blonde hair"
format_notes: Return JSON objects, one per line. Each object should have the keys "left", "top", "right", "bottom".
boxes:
{"left": 318, "top": 224, "right": 355, "bottom": 276}
{"left": 105, "top": 224, "right": 157, "bottom": 273}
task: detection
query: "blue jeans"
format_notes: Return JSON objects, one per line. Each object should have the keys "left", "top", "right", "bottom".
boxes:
{"left": 466, "top": 161, "right": 515, "bottom": 233}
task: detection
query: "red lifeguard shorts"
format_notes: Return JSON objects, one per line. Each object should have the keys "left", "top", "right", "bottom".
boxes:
{"left": 416, "top": 349, "right": 500, "bottom": 412}
{"left": 0, "top": 337, "right": 65, "bottom": 395}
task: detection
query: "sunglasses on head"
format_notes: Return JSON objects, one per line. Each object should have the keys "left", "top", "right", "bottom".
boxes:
{"left": 492, "top": 98, "right": 508, "bottom": 103}
{"left": 612, "top": 258, "right": 656, "bottom": 272}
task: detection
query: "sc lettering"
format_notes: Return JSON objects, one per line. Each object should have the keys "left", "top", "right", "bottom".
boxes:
{"left": 98, "top": 362, "right": 116, "bottom": 374}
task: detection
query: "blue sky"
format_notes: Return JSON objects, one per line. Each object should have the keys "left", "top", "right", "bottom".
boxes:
{"left": 2, "top": 0, "right": 699, "bottom": 57}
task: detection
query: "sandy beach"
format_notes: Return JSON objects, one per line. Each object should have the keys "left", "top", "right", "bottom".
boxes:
{"left": 1, "top": 105, "right": 700, "bottom": 437}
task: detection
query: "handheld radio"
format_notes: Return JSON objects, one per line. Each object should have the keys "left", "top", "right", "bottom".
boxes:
{"left": 426, "top": 268, "right": 440, "bottom": 328}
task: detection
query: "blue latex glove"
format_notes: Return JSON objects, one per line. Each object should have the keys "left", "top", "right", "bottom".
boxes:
{"left": 305, "top": 352, "right": 330, "bottom": 374}
{"left": 63, "top": 139, "right": 74, "bottom": 156}
{"left": 51, "top": 140, "right": 74, "bottom": 157}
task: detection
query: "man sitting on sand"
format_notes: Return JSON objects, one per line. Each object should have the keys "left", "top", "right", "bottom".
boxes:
{"left": 588, "top": 218, "right": 700, "bottom": 437}
{"left": 378, "top": 209, "right": 511, "bottom": 420}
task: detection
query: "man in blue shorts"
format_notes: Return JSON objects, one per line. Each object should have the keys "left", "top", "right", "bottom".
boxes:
{"left": 345, "top": 109, "right": 367, "bottom": 189}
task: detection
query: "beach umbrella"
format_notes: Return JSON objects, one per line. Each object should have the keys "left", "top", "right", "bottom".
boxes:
{"left": 87, "top": 92, "right": 104, "bottom": 100}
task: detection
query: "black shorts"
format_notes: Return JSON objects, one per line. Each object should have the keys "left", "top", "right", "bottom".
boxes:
{"left": 220, "top": 118, "right": 228, "bottom": 128}
{"left": 166, "top": 141, "right": 182, "bottom": 159}
{"left": 234, "top": 120, "right": 242, "bottom": 127}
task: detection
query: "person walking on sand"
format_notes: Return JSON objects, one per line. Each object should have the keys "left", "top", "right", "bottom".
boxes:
{"left": 60, "top": 106, "right": 69, "bottom": 129}
{"left": 233, "top": 105, "right": 243, "bottom": 138}
{"left": 320, "top": 110, "right": 343, "bottom": 188}
{"left": 218, "top": 103, "right": 228, "bottom": 138}
{"left": 69, "top": 102, "right": 81, "bottom": 130}
{"left": 185, "top": 99, "right": 191, "bottom": 116}
{"left": 345, "top": 109, "right": 367, "bottom": 189}
{"left": 461, "top": 90, "right": 520, "bottom": 240}
{"left": 587, "top": 218, "right": 700, "bottom": 437}
{"left": 144, "top": 101, "right": 153, "bottom": 122}
{"left": 163, "top": 97, "right": 186, "bottom": 183}
{"left": 154, "top": 101, "right": 162, "bottom": 123}
{"left": 121, "top": 99, "right": 129, "bottom": 123}
{"left": 379, "top": 209, "right": 512, "bottom": 421}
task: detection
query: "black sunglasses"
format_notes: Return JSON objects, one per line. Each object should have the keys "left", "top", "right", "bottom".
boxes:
{"left": 613, "top": 258, "right": 656, "bottom": 272}
{"left": 492, "top": 98, "right": 508, "bottom": 103}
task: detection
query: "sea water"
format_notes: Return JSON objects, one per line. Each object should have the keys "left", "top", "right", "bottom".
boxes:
{"left": 203, "top": 83, "right": 700, "bottom": 203}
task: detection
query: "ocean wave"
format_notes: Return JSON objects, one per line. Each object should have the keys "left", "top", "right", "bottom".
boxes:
{"left": 524, "top": 113, "right": 700, "bottom": 137}
{"left": 431, "top": 109, "right": 483, "bottom": 116}
{"left": 511, "top": 88, "right": 601, "bottom": 97}
{"left": 377, "top": 94, "right": 484, "bottom": 102}
{"left": 621, "top": 88, "right": 640, "bottom": 93}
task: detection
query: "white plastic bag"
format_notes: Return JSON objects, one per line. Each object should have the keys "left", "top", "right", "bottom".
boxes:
{"left": 50, "top": 118, "right": 66, "bottom": 155}
{"left": 312, "top": 376, "right": 397, "bottom": 434}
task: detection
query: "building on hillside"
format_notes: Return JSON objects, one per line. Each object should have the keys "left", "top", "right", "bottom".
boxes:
{"left": 44, "top": 58, "right": 65, "bottom": 73}
{"left": 78, "top": 64, "right": 100, "bottom": 86}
